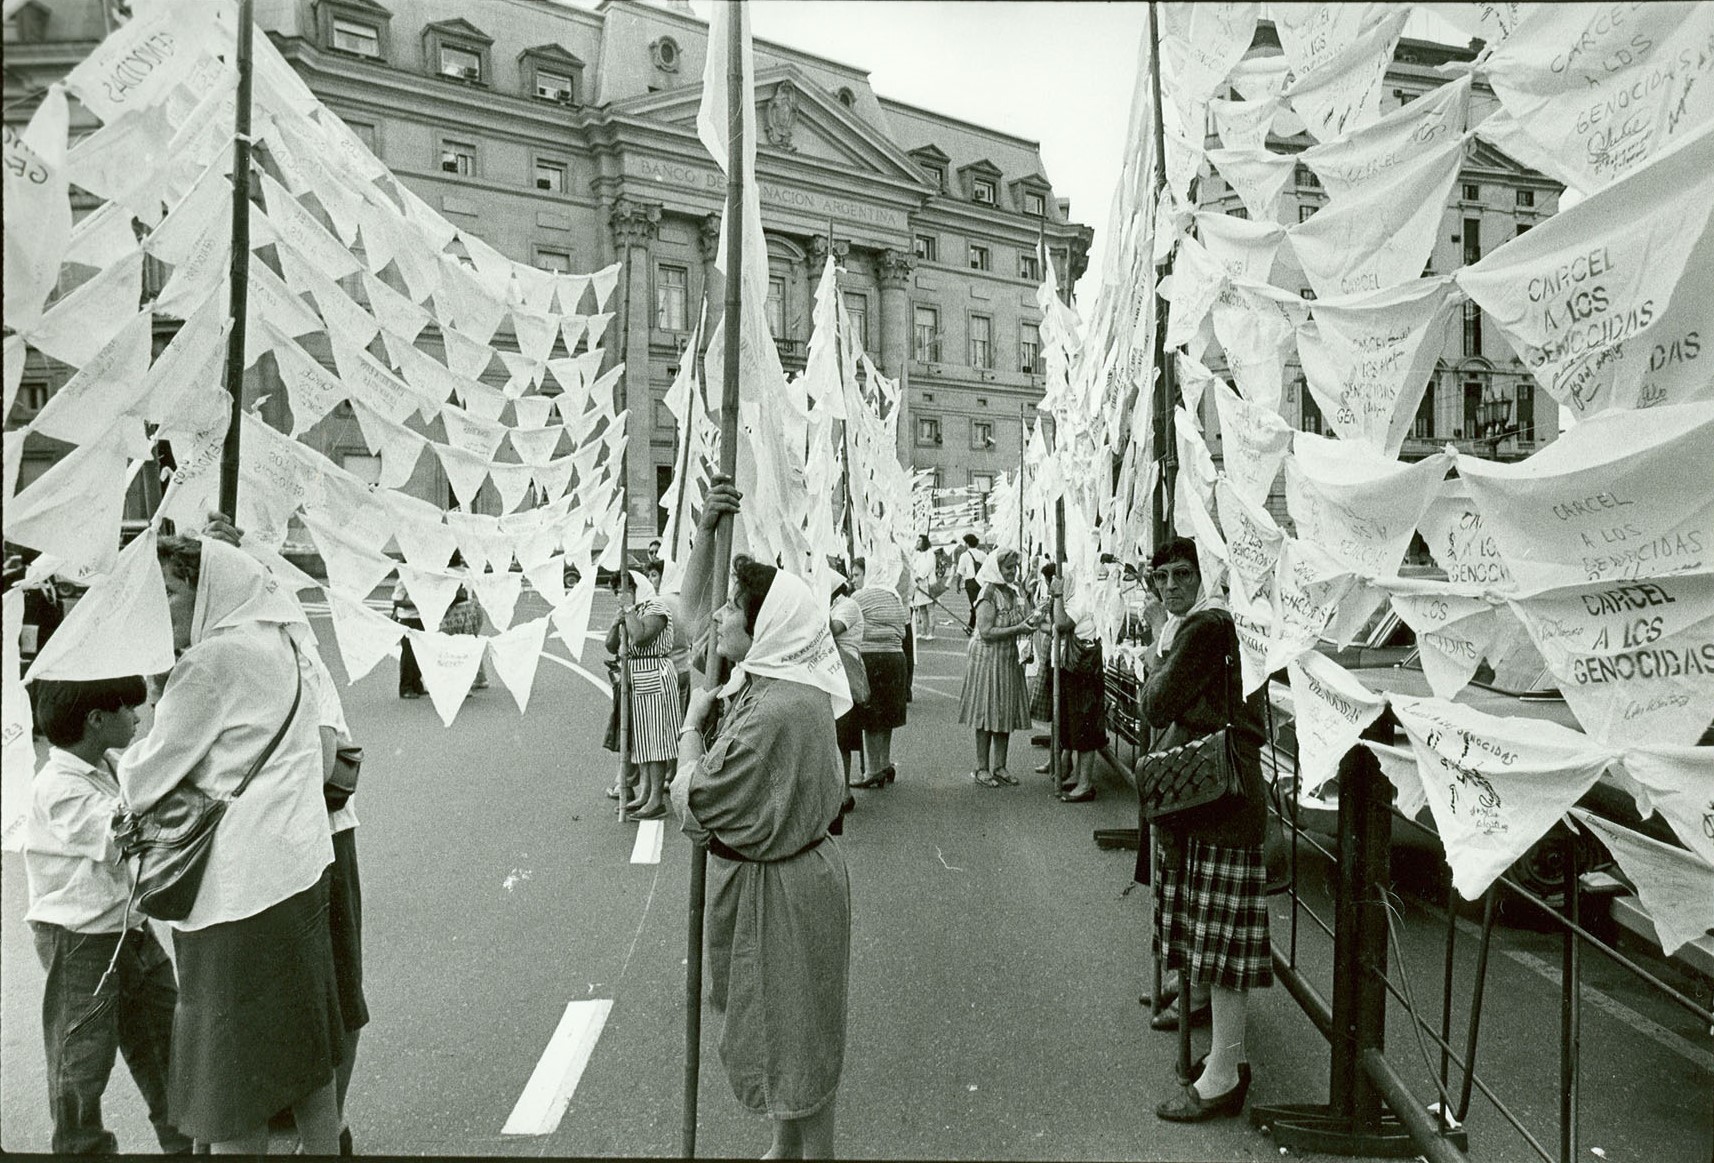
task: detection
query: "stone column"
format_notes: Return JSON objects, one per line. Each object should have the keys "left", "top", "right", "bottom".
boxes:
{"left": 609, "top": 197, "right": 663, "bottom": 545}
{"left": 876, "top": 248, "right": 915, "bottom": 461}
{"left": 698, "top": 212, "right": 722, "bottom": 334}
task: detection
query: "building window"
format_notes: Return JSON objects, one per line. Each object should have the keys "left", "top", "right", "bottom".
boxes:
{"left": 1516, "top": 188, "right": 1535, "bottom": 208}
{"left": 1024, "top": 191, "right": 1046, "bottom": 217}
{"left": 969, "top": 314, "right": 992, "bottom": 369}
{"left": 1020, "top": 324, "right": 1041, "bottom": 374}
{"left": 766, "top": 276, "right": 785, "bottom": 338}
{"left": 1462, "top": 302, "right": 1482, "bottom": 356}
{"left": 1300, "top": 287, "right": 1316, "bottom": 300}
{"left": 1019, "top": 251, "right": 1040, "bottom": 281}
{"left": 332, "top": 18, "right": 381, "bottom": 57}
{"left": 971, "top": 472, "right": 995, "bottom": 492}
{"left": 845, "top": 292, "right": 869, "bottom": 348}
{"left": 656, "top": 264, "right": 688, "bottom": 331}
{"left": 1413, "top": 383, "right": 1434, "bottom": 439}
{"left": 534, "top": 159, "right": 566, "bottom": 193}
{"left": 536, "top": 68, "right": 575, "bottom": 101}
{"left": 346, "top": 119, "right": 379, "bottom": 154}
{"left": 341, "top": 452, "right": 382, "bottom": 484}
{"left": 650, "top": 36, "right": 682, "bottom": 72}
{"left": 1515, "top": 383, "right": 1535, "bottom": 441}
{"left": 917, "top": 416, "right": 942, "bottom": 446}
{"left": 440, "top": 44, "right": 482, "bottom": 81}
{"left": 1393, "top": 88, "right": 1418, "bottom": 106}
{"left": 1300, "top": 382, "right": 1323, "bottom": 434}
{"left": 1462, "top": 218, "right": 1481, "bottom": 266}
{"left": 1516, "top": 223, "right": 1533, "bottom": 238}
{"left": 1298, "top": 203, "right": 1317, "bottom": 222}
{"left": 440, "top": 139, "right": 476, "bottom": 177}
{"left": 1463, "top": 381, "right": 1483, "bottom": 439}
{"left": 913, "top": 233, "right": 937, "bottom": 262}
{"left": 914, "top": 306, "right": 940, "bottom": 361}
{"left": 1229, "top": 205, "right": 1249, "bottom": 220}
{"left": 972, "top": 178, "right": 997, "bottom": 205}
{"left": 968, "top": 244, "right": 990, "bottom": 272}
{"left": 1295, "top": 163, "right": 1321, "bottom": 188}
{"left": 971, "top": 419, "right": 994, "bottom": 450}
{"left": 1462, "top": 183, "right": 1481, "bottom": 202}
{"left": 836, "top": 86, "right": 857, "bottom": 108}
{"left": 19, "top": 380, "right": 49, "bottom": 413}
{"left": 535, "top": 248, "right": 572, "bottom": 273}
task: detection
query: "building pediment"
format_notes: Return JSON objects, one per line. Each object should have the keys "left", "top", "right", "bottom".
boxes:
{"left": 908, "top": 143, "right": 951, "bottom": 165}
{"left": 518, "top": 42, "right": 585, "bottom": 70}
{"left": 1465, "top": 136, "right": 1556, "bottom": 182}
{"left": 422, "top": 16, "right": 492, "bottom": 46}
{"left": 957, "top": 157, "right": 1003, "bottom": 178}
{"left": 610, "top": 64, "right": 935, "bottom": 192}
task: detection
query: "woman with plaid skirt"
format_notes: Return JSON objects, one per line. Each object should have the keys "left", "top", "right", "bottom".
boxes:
{"left": 1135, "top": 537, "right": 1271, "bottom": 1123}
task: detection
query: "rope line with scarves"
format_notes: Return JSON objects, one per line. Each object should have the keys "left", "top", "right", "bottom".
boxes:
{"left": 1016, "top": 1, "right": 1714, "bottom": 957}
{"left": 3, "top": 0, "right": 637, "bottom": 732}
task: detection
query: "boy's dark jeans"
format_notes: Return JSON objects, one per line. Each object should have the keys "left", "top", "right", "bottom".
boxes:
{"left": 31, "top": 922, "right": 192, "bottom": 1155}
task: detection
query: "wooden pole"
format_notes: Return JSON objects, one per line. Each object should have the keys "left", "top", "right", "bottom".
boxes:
{"left": 1048, "top": 418, "right": 1065, "bottom": 793}
{"left": 216, "top": 0, "right": 256, "bottom": 517}
{"left": 1146, "top": 0, "right": 1176, "bottom": 548}
{"left": 685, "top": 4, "right": 748, "bottom": 1156}
{"left": 615, "top": 233, "right": 636, "bottom": 817}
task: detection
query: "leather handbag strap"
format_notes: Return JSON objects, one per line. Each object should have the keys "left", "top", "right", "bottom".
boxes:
{"left": 231, "top": 642, "right": 303, "bottom": 801}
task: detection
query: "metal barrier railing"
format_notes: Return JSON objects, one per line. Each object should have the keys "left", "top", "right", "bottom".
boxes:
{"left": 1100, "top": 663, "right": 1714, "bottom": 1163}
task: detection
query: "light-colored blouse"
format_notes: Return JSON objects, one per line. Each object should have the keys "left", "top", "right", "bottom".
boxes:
{"left": 118, "top": 624, "right": 333, "bottom": 931}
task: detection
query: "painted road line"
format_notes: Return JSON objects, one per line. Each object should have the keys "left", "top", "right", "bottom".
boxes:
{"left": 912, "top": 682, "right": 959, "bottom": 701}
{"left": 1503, "top": 950, "right": 1714, "bottom": 1073}
{"left": 538, "top": 651, "right": 609, "bottom": 694}
{"left": 500, "top": 999, "right": 614, "bottom": 1136}
{"left": 630, "top": 817, "right": 664, "bottom": 864}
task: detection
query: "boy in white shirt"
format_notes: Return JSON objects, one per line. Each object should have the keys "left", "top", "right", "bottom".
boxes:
{"left": 24, "top": 677, "right": 192, "bottom": 1155}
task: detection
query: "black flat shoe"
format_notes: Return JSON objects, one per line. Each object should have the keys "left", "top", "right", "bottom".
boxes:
{"left": 1177, "top": 1054, "right": 1253, "bottom": 1099}
{"left": 1149, "top": 998, "right": 1211, "bottom": 1031}
{"left": 1138, "top": 983, "right": 1179, "bottom": 1009}
{"left": 1058, "top": 787, "right": 1096, "bottom": 803}
{"left": 1155, "top": 1076, "right": 1247, "bottom": 1122}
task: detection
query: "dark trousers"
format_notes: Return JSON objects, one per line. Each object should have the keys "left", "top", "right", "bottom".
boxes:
{"left": 965, "top": 579, "right": 980, "bottom": 632}
{"left": 31, "top": 922, "right": 192, "bottom": 1155}
{"left": 396, "top": 615, "right": 426, "bottom": 695}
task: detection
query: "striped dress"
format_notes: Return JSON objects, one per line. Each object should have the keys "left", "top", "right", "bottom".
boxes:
{"left": 625, "top": 598, "right": 682, "bottom": 763}
{"left": 958, "top": 584, "right": 1033, "bottom": 732}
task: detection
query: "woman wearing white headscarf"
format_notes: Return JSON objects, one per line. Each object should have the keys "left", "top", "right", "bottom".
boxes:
{"left": 119, "top": 536, "right": 342, "bottom": 1153}
{"left": 957, "top": 546, "right": 1042, "bottom": 787}
{"left": 671, "top": 487, "right": 852, "bottom": 1160}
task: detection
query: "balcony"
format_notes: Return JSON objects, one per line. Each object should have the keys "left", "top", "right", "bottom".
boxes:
{"left": 773, "top": 336, "right": 806, "bottom": 372}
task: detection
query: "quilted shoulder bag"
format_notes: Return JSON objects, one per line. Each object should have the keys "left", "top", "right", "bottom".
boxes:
{"left": 113, "top": 652, "right": 303, "bottom": 922}
{"left": 1135, "top": 650, "right": 1243, "bottom": 824}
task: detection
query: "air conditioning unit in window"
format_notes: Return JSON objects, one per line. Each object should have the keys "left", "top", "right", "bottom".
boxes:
{"left": 536, "top": 178, "right": 552, "bottom": 190}
{"left": 933, "top": 434, "right": 943, "bottom": 445}
{"left": 556, "top": 92, "right": 578, "bottom": 106}
{"left": 461, "top": 67, "right": 480, "bottom": 81}
{"left": 441, "top": 159, "right": 459, "bottom": 173}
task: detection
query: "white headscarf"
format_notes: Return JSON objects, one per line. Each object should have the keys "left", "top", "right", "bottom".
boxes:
{"left": 627, "top": 569, "right": 659, "bottom": 604}
{"left": 1064, "top": 568, "right": 1099, "bottom": 640}
{"left": 975, "top": 545, "right": 1018, "bottom": 590}
{"left": 1157, "top": 592, "right": 1229, "bottom": 654}
{"left": 190, "top": 539, "right": 310, "bottom": 649}
{"left": 719, "top": 569, "right": 853, "bottom": 719}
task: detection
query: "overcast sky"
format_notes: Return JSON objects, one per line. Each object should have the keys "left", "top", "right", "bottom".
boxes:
{"left": 585, "top": 1, "right": 1469, "bottom": 307}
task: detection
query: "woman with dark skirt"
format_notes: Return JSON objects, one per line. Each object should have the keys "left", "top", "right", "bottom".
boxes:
{"left": 1134, "top": 537, "right": 1271, "bottom": 1123}
{"left": 848, "top": 557, "right": 909, "bottom": 790}
{"left": 826, "top": 569, "right": 868, "bottom": 784}
{"left": 1048, "top": 572, "right": 1108, "bottom": 803}
{"left": 121, "top": 537, "right": 343, "bottom": 1153}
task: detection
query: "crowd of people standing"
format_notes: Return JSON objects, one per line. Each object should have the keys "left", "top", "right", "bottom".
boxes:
{"left": 12, "top": 480, "right": 1271, "bottom": 1156}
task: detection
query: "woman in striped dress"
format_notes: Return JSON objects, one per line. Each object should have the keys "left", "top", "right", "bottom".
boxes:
{"left": 958, "top": 547, "right": 1042, "bottom": 787}
{"left": 605, "top": 570, "right": 679, "bottom": 820}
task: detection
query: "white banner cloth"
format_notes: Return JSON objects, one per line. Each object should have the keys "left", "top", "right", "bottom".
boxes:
{"left": 1613, "top": 745, "right": 1714, "bottom": 867}
{"left": 24, "top": 529, "right": 175, "bottom": 682}
{"left": 1286, "top": 434, "right": 1452, "bottom": 578}
{"left": 487, "top": 615, "right": 550, "bottom": 714}
{"left": 1391, "top": 693, "right": 1619, "bottom": 899}
{"left": 1288, "top": 650, "right": 1388, "bottom": 792}
{"left": 1570, "top": 808, "right": 1714, "bottom": 956}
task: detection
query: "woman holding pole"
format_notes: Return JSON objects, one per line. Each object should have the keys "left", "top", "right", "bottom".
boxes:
{"left": 605, "top": 569, "right": 679, "bottom": 820}
{"left": 672, "top": 482, "right": 851, "bottom": 1159}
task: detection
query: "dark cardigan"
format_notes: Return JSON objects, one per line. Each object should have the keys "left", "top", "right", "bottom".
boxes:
{"left": 1137, "top": 608, "right": 1268, "bottom": 851}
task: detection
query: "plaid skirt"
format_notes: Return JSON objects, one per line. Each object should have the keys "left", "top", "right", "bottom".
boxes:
{"left": 1153, "top": 838, "right": 1273, "bottom": 992}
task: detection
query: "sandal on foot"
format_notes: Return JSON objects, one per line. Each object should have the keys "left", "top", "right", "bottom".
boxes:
{"left": 972, "top": 769, "right": 1002, "bottom": 788}
{"left": 993, "top": 766, "right": 1019, "bottom": 785}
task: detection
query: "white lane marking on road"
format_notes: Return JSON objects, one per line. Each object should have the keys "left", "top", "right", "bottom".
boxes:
{"left": 500, "top": 999, "right": 613, "bottom": 1136}
{"left": 1503, "top": 950, "right": 1714, "bottom": 1073}
{"left": 630, "top": 818, "right": 664, "bottom": 864}
{"left": 912, "top": 681, "right": 959, "bottom": 701}
{"left": 538, "top": 651, "right": 608, "bottom": 694}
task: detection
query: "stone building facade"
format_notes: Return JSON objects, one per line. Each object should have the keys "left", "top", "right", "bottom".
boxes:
{"left": 3, "top": 0, "right": 1092, "bottom": 540}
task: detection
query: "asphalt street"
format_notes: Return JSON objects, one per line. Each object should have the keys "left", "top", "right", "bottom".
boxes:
{"left": 3, "top": 594, "right": 1709, "bottom": 1160}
